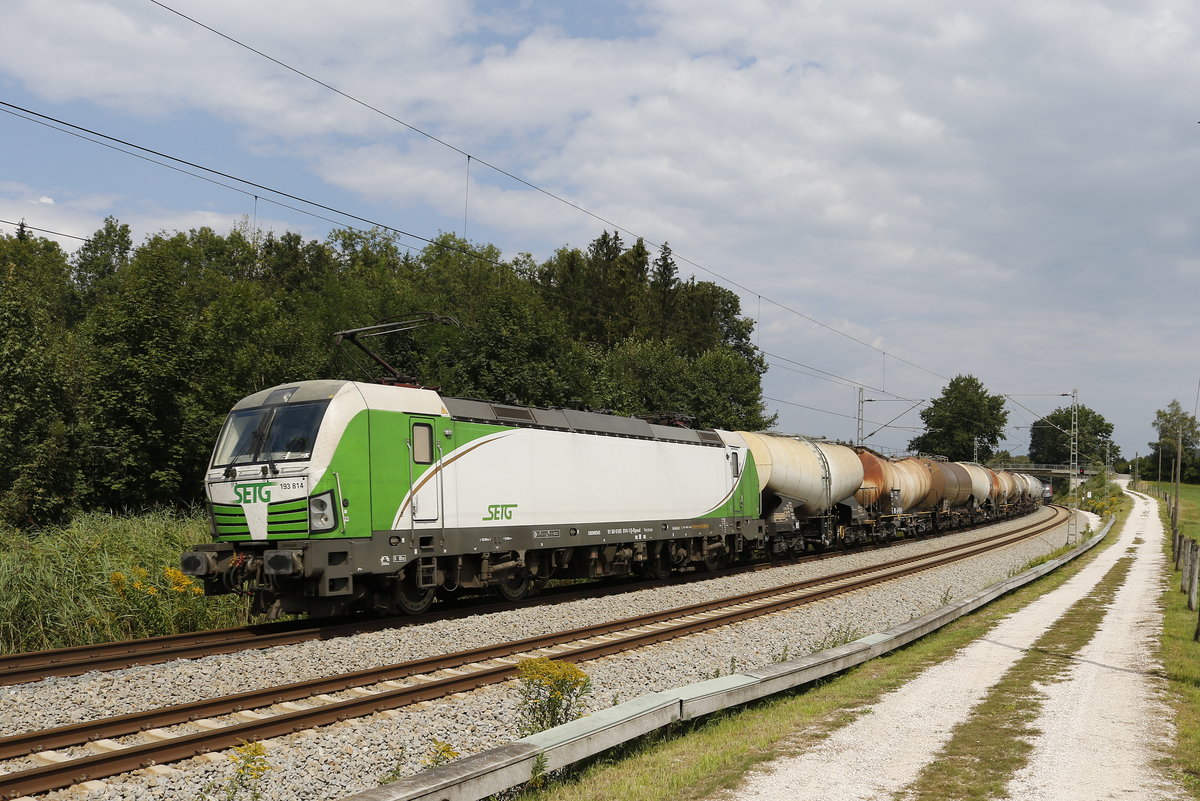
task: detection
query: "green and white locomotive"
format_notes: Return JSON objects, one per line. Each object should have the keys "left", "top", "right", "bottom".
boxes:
{"left": 181, "top": 379, "right": 766, "bottom": 617}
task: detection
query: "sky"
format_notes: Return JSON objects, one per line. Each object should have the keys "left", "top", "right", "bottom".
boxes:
{"left": 2, "top": 0, "right": 1199, "bottom": 463}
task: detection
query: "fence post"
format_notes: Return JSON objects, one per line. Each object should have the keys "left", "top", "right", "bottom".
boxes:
{"left": 1184, "top": 540, "right": 1194, "bottom": 594}
{"left": 1190, "top": 541, "right": 1199, "bottom": 612}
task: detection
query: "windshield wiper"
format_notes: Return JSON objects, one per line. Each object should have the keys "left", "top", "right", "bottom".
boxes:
{"left": 248, "top": 410, "right": 278, "bottom": 476}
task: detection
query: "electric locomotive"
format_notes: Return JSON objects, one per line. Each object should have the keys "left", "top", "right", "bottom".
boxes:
{"left": 181, "top": 379, "right": 766, "bottom": 617}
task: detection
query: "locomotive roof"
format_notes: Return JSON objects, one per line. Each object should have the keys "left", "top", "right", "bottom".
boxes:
{"left": 231, "top": 380, "right": 726, "bottom": 446}
{"left": 230, "top": 380, "right": 349, "bottom": 409}
{"left": 440, "top": 396, "right": 725, "bottom": 445}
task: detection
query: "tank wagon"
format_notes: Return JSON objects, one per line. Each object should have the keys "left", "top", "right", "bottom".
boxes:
{"left": 181, "top": 380, "right": 1043, "bottom": 617}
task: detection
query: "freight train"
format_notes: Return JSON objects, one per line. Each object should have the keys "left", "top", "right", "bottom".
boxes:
{"left": 181, "top": 380, "right": 1045, "bottom": 618}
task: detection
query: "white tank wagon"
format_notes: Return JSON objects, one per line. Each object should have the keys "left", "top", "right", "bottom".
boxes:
{"left": 927, "top": 460, "right": 975, "bottom": 510}
{"left": 1019, "top": 473, "right": 1044, "bottom": 500}
{"left": 736, "top": 433, "right": 864, "bottom": 553}
{"left": 892, "top": 458, "right": 934, "bottom": 511}
{"left": 738, "top": 433, "right": 864, "bottom": 516}
{"left": 958, "top": 463, "right": 994, "bottom": 510}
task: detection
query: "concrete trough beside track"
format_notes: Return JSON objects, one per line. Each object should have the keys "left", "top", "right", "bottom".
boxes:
{"left": 342, "top": 514, "right": 1114, "bottom": 801}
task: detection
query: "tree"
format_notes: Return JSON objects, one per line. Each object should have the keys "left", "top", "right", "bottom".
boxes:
{"left": 72, "top": 216, "right": 131, "bottom": 306}
{"left": 0, "top": 229, "right": 79, "bottom": 527}
{"left": 908, "top": 375, "right": 1008, "bottom": 461}
{"left": 1028, "top": 405, "right": 1120, "bottom": 466}
{"left": 648, "top": 242, "right": 679, "bottom": 337}
{"left": 1147, "top": 400, "right": 1200, "bottom": 482}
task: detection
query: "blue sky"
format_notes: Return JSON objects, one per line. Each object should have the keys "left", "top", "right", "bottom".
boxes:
{"left": 3, "top": 0, "right": 1200, "bottom": 461}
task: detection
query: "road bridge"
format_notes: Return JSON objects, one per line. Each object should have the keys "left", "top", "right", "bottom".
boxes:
{"left": 989, "top": 463, "right": 1100, "bottom": 479}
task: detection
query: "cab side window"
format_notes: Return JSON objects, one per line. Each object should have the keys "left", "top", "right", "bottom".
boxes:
{"left": 413, "top": 423, "right": 434, "bottom": 464}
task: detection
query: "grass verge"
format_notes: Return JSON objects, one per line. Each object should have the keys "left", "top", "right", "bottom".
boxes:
{"left": 508, "top": 505, "right": 1125, "bottom": 801}
{"left": 1146, "top": 481, "right": 1200, "bottom": 798}
{"left": 0, "top": 509, "right": 249, "bottom": 654}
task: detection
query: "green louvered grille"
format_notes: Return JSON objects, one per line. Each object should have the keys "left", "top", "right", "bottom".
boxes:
{"left": 212, "top": 503, "right": 249, "bottom": 537}
{"left": 268, "top": 498, "right": 310, "bottom": 535}
{"left": 211, "top": 500, "right": 312, "bottom": 537}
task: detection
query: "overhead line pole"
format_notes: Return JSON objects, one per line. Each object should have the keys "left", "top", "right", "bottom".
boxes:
{"left": 1067, "top": 388, "right": 1079, "bottom": 544}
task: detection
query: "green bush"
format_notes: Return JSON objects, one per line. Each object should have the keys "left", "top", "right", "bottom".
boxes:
{"left": 0, "top": 509, "right": 247, "bottom": 654}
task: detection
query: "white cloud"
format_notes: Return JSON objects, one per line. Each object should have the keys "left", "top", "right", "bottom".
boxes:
{"left": 2, "top": 0, "right": 1199, "bottom": 455}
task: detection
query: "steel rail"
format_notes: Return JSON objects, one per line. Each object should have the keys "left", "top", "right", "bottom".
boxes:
{"left": 0, "top": 506, "right": 1069, "bottom": 799}
{"left": 0, "top": 511, "right": 996, "bottom": 685}
{"left": 0, "top": 505, "right": 1062, "bottom": 761}
{"left": 0, "top": 572, "right": 710, "bottom": 685}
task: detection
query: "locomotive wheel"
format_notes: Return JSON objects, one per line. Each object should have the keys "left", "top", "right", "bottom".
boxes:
{"left": 702, "top": 548, "right": 729, "bottom": 572}
{"left": 647, "top": 546, "right": 672, "bottom": 580}
{"left": 395, "top": 573, "right": 436, "bottom": 615}
{"left": 494, "top": 570, "right": 532, "bottom": 602}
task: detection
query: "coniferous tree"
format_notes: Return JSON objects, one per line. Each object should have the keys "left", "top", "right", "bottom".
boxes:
{"left": 648, "top": 242, "right": 679, "bottom": 337}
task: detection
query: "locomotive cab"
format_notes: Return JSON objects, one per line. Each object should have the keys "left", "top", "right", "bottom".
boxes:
{"left": 180, "top": 379, "right": 423, "bottom": 617}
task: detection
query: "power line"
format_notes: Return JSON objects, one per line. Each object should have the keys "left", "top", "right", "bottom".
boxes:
{"left": 0, "top": 100, "right": 506, "bottom": 270}
{"left": 763, "top": 395, "right": 920, "bottom": 431}
{"left": 0, "top": 218, "right": 87, "bottom": 241}
{"left": 0, "top": 100, "right": 910, "bottom": 424}
{"left": 0, "top": 105, "right": 372, "bottom": 238}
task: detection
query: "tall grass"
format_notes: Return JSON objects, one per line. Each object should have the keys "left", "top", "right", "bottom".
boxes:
{"left": 0, "top": 510, "right": 249, "bottom": 654}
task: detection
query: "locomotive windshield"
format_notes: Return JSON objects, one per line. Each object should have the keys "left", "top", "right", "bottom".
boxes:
{"left": 211, "top": 400, "right": 330, "bottom": 468}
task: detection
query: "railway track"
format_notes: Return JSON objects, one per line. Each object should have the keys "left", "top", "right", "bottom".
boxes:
{"left": 0, "top": 505, "right": 1068, "bottom": 799}
{"left": 0, "top": 515, "right": 996, "bottom": 687}
{"left": 0, "top": 574, "right": 704, "bottom": 686}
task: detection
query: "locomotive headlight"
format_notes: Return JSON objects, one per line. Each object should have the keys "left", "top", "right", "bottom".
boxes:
{"left": 308, "top": 491, "right": 338, "bottom": 533}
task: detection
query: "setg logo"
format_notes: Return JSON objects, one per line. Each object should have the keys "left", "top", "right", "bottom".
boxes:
{"left": 483, "top": 504, "right": 517, "bottom": 521}
{"left": 234, "top": 481, "right": 274, "bottom": 504}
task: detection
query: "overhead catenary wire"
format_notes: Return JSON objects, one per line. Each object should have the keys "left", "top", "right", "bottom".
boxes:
{"left": 0, "top": 104, "right": 416, "bottom": 249}
{"left": 0, "top": 101, "right": 505, "bottom": 269}
{"left": 0, "top": 218, "right": 87, "bottom": 242}
{"left": 5, "top": 209, "right": 923, "bottom": 442}
{"left": 0, "top": 216, "right": 1085, "bottom": 457}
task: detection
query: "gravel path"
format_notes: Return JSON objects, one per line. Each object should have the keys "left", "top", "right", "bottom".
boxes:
{"left": 726, "top": 489, "right": 1183, "bottom": 801}
{"left": 1005, "top": 486, "right": 1184, "bottom": 801}
{"left": 1, "top": 509, "right": 1076, "bottom": 800}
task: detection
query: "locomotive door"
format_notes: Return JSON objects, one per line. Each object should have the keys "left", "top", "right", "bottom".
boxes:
{"left": 409, "top": 418, "right": 441, "bottom": 525}
{"left": 731, "top": 449, "right": 744, "bottom": 513}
